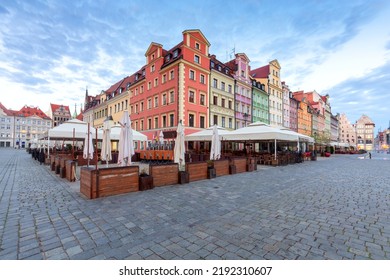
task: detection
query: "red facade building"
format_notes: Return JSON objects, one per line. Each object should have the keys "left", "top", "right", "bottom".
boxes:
{"left": 130, "top": 29, "right": 211, "bottom": 141}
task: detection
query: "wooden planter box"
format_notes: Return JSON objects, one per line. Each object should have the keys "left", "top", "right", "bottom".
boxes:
{"left": 230, "top": 158, "right": 247, "bottom": 173}
{"left": 80, "top": 166, "right": 139, "bottom": 199}
{"left": 179, "top": 171, "right": 189, "bottom": 184}
{"left": 229, "top": 164, "right": 236, "bottom": 174}
{"left": 186, "top": 162, "right": 208, "bottom": 182}
{"left": 207, "top": 167, "right": 216, "bottom": 179}
{"left": 149, "top": 164, "right": 179, "bottom": 187}
{"left": 65, "top": 160, "right": 76, "bottom": 182}
{"left": 139, "top": 175, "right": 154, "bottom": 191}
{"left": 77, "top": 154, "right": 98, "bottom": 166}
{"left": 60, "top": 155, "right": 73, "bottom": 178}
{"left": 55, "top": 156, "right": 62, "bottom": 174}
{"left": 50, "top": 155, "right": 56, "bottom": 171}
{"left": 213, "top": 160, "right": 230, "bottom": 177}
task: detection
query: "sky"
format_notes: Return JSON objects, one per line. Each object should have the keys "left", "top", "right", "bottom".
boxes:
{"left": 1, "top": 0, "right": 390, "bottom": 132}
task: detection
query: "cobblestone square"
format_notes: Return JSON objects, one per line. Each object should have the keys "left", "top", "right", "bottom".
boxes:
{"left": 1, "top": 149, "right": 389, "bottom": 260}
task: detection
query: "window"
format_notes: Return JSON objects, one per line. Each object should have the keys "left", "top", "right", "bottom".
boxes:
{"left": 173, "top": 49, "right": 179, "bottom": 58}
{"left": 241, "top": 70, "right": 245, "bottom": 77}
{"left": 148, "top": 99, "right": 152, "bottom": 109}
{"left": 221, "top": 82, "right": 225, "bottom": 91}
{"left": 221, "top": 98, "right": 225, "bottom": 108}
{"left": 213, "top": 96, "right": 218, "bottom": 105}
{"left": 147, "top": 81, "right": 151, "bottom": 90}
{"left": 162, "top": 115, "right": 167, "bottom": 127}
{"left": 189, "top": 91, "right": 195, "bottom": 103}
{"left": 194, "top": 55, "right": 200, "bottom": 64}
{"left": 213, "top": 78, "right": 218, "bottom": 88}
{"left": 195, "top": 42, "right": 200, "bottom": 50}
{"left": 140, "top": 86, "right": 144, "bottom": 93}
{"left": 162, "top": 74, "right": 167, "bottom": 83}
{"left": 140, "top": 102, "right": 144, "bottom": 111}
{"left": 200, "top": 74, "right": 205, "bottom": 84}
{"left": 151, "top": 64, "right": 155, "bottom": 72}
{"left": 200, "top": 116, "right": 205, "bottom": 128}
{"left": 189, "top": 70, "right": 195, "bottom": 80}
{"left": 170, "top": 91, "right": 175, "bottom": 103}
{"left": 213, "top": 115, "right": 218, "bottom": 125}
{"left": 170, "top": 70, "right": 174, "bottom": 80}
{"left": 148, "top": 118, "right": 152, "bottom": 129}
{"left": 222, "top": 117, "right": 226, "bottom": 128}
{"left": 154, "top": 117, "right": 158, "bottom": 129}
{"left": 189, "top": 114, "right": 194, "bottom": 127}
{"left": 200, "top": 94, "right": 205, "bottom": 105}
{"left": 154, "top": 96, "right": 158, "bottom": 107}
{"left": 170, "top": 114, "right": 174, "bottom": 127}
{"left": 140, "top": 120, "right": 144, "bottom": 130}
{"left": 228, "top": 85, "right": 232, "bottom": 93}
{"left": 162, "top": 94, "right": 167, "bottom": 105}
{"left": 229, "top": 118, "right": 232, "bottom": 128}
{"left": 154, "top": 78, "right": 158, "bottom": 87}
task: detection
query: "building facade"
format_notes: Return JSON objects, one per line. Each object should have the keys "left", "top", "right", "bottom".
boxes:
{"left": 0, "top": 103, "right": 52, "bottom": 148}
{"left": 209, "top": 55, "right": 235, "bottom": 129}
{"left": 251, "top": 59, "right": 282, "bottom": 127}
{"left": 48, "top": 104, "right": 71, "bottom": 127}
{"left": 289, "top": 93, "right": 299, "bottom": 132}
{"left": 355, "top": 114, "right": 375, "bottom": 151}
{"left": 251, "top": 79, "right": 269, "bottom": 124}
{"left": 227, "top": 53, "right": 252, "bottom": 129}
{"left": 337, "top": 113, "right": 356, "bottom": 148}
{"left": 282, "top": 82, "right": 290, "bottom": 128}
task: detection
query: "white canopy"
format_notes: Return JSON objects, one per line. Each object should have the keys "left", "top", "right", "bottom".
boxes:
{"left": 223, "top": 122, "right": 298, "bottom": 142}
{"left": 102, "top": 125, "right": 147, "bottom": 142}
{"left": 42, "top": 119, "right": 89, "bottom": 140}
{"left": 185, "top": 126, "right": 231, "bottom": 141}
{"left": 278, "top": 127, "right": 314, "bottom": 143}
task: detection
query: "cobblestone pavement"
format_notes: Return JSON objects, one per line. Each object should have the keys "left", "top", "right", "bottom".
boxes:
{"left": 1, "top": 148, "right": 390, "bottom": 260}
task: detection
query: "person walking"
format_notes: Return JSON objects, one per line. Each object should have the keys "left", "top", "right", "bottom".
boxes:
{"left": 369, "top": 152, "right": 372, "bottom": 159}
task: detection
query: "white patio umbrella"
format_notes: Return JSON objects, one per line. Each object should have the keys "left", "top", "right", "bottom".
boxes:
{"left": 159, "top": 130, "right": 164, "bottom": 145}
{"left": 210, "top": 124, "right": 221, "bottom": 160}
{"left": 83, "top": 125, "right": 94, "bottom": 167}
{"left": 101, "top": 117, "right": 113, "bottom": 167}
{"left": 118, "top": 111, "right": 134, "bottom": 166}
{"left": 174, "top": 121, "right": 185, "bottom": 171}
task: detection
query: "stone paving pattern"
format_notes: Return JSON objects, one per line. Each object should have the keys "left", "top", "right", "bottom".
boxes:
{"left": 1, "top": 149, "right": 389, "bottom": 260}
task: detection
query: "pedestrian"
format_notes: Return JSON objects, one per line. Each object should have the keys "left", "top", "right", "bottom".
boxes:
{"left": 369, "top": 152, "right": 371, "bottom": 159}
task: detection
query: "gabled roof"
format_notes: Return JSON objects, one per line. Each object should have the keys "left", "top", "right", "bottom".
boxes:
{"left": 50, "top": 103, "right": 70, "bottom": 113}
{"left": 18, "top": 105, "right": 51, "bottom": 119}
{"left": 0, "top": 102, "right": 12, "bottom": 115}
{"left": 182, "top": 29, "right": 210, "bottom": 46}
{"left": 250, "top": 65, "right": 269, "bottom": 79}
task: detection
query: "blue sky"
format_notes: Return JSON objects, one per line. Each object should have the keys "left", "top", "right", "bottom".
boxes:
{"left": 1, "top": 0, "right": 389, "bottom": 132}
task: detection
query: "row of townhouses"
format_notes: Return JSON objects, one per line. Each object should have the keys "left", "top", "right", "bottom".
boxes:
{"left": 0, "top": 29, "right": 377, "bottom": 151}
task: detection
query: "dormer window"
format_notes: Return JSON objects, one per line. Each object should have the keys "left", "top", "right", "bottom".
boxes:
{"left": 218, "top": 65, "right": 222, "bottom": 71}
{"left": 165, "top": 54, "right": 171, "bottom": 63}
{"left": 135, "top": 74, "right": 139, "bottom": 81}
{"left": 142, "top": 69, "right": 145, "bottom": 76}
{"left": 210, "top": 61, "right": 215, "bottom": 68}
{"left": 173, "top": 49, "right": 179, "bottom": 58}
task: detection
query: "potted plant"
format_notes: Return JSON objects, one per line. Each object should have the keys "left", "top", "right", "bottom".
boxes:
{"left": 139, "top": 168, "right": 154, "bottom": 191}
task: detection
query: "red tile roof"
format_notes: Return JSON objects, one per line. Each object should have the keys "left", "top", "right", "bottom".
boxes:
{"left": 18, "top": 105, "right": 51, "bottom": 119}
{"left": 50, "top": 103, "right": 70, "bottom": 113}
{"left": 250, "top": 65, "right": 270, "bottom": 79}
